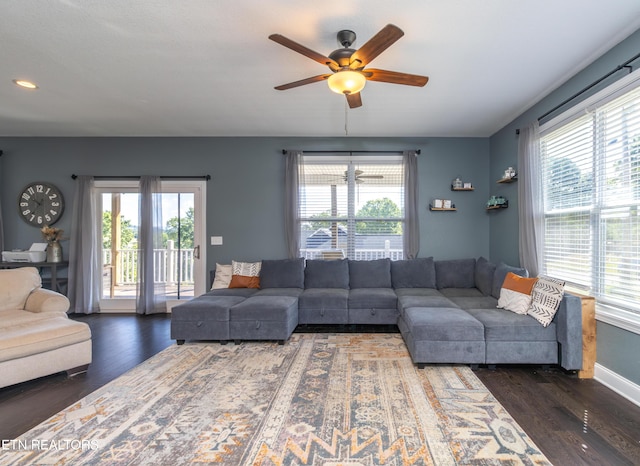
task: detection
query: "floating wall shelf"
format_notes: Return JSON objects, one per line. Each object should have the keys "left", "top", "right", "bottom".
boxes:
{"left": 497, "top": 177, "right": 517, "bottom": 184}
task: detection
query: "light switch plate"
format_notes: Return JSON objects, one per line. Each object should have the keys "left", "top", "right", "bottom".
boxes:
{"left": 211, "top": 236, "right": 223, "bottom": 246}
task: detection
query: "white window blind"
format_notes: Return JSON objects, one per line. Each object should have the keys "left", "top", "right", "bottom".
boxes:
{"left": 298, "top": 156, "right": 405, "bottom": 260}
{"left": 540, "top": 74, "right": 640, "bottom": 315}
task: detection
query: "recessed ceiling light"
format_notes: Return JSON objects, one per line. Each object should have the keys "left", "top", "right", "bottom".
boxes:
{"left": 13, "top": 79, "right": 38, "bottom": 90}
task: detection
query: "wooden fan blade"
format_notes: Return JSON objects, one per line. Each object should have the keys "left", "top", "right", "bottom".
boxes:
{"left": 346, "top": 92, "right": 362, "bottom": 109}
{"left": 349, "top": 24, "right": 404, "bottom": 69}
{"left": 365, "top": 69, "right": 429, "bottom": 87}
{"left": 357, "top": 175, "right": 384, "bottom": 179}
{"left": 269, "top": 34, "right": 339, "bottom": 70}
{"left": 275, "top": 74, "right": 332, "bottom": 91}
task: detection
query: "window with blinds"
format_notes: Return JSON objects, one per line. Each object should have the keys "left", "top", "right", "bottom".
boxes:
{"left": 540, "top": 78, "right": 640, "bottom": 315}
{"left": 298, "top": 156, "right": 405, "bottom": 260}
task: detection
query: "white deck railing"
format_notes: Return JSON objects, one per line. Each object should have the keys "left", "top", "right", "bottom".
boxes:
{"left": 103, "top": 241, "right": 195, "bottom": 285}
{"left": 300, "top": 248, "right": 403, "bottom": 261}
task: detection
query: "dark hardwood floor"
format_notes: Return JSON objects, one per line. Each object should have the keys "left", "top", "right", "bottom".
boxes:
{"left": 1, "top": 314, "right": 638, "bottom": 465}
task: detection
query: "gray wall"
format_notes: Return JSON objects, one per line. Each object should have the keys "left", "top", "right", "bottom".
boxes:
{"left": 0, "top": 136, "right": 490, "bottom": 274}
{"left": 489, "top": 28, "right": 640, "bottom": 386}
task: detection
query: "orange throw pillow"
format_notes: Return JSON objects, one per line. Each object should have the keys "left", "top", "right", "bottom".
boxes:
{"left": 228, "top": 275, "right": 260, "bottom": 289}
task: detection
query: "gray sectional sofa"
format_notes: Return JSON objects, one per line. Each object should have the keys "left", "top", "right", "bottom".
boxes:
{"left": 171, "top": 257, "right": 583, "bottom": 371}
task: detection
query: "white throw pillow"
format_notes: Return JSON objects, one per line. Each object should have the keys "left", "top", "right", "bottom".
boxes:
{"left": 528, "top": 276, "right": 566, "bottom": 327}
{"left": 210, "top": 263, "right": 232, "bottom": 289}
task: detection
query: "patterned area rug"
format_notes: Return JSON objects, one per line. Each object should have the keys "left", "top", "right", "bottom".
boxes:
{"left": 4, "top": 334, "right": 551, "bottom": 465}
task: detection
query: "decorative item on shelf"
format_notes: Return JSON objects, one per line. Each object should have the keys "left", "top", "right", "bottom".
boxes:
{"left": 486, "top": 196, "right": 508, "bottom": 210}
{"left": 497, "top": 167, "right": 518, "bottom": 183}
{"left": 41, "top": 225, "right": 64, "bottom": 262}
{"left": 429, "top": 199, "right": 456, "bottom": 211}
{"left": 451, "top": 177, "right": 474, "bottom": 190}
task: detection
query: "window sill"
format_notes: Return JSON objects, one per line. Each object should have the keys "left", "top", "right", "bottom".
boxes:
{"left": 596, "top": 304, "right": 640, "bottom": 336}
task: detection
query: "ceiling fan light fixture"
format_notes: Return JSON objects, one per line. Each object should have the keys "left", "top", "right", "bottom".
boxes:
{"left": 327, "top": 70, "right": 366, "bottom": 95}
{"left": 12, "top": 79, "right": 38, "bottom": 90}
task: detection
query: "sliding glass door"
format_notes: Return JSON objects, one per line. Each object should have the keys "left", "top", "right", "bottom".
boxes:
{"left": 96, "top": 180, "right": 206, "bottom": 311}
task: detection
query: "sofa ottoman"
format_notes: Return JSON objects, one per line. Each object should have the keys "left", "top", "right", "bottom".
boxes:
{"left": 171, "top": 295, "right": 246, "bottom": 344}
{"left": 398, "top": 307, "right": 486, "bottom": 366}
{"left": 229, "top": 295, "right": 298, "bottom": 344}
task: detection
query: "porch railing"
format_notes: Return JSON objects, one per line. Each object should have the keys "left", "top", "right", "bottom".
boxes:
{"left": 103, "top": 242, "right": 195, "bottom": 285}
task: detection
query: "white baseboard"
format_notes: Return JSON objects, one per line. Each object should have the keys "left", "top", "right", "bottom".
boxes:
{"left": 594, "top": 363, "right": 640, "bottom": 407}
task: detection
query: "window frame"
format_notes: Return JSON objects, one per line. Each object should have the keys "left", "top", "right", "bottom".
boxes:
{"left": 539, "top": 68, "right": 640, "bottom": 334}
{"left": 297, "top": 154, "right": 406, "bottom": 260}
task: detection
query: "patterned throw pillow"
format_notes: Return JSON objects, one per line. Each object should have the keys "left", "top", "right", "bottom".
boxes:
{"left": 497, "top": 272, "right": 539, "bottom": 315}
{"left": 528, "top": 276, "right": 565, "bottom": 327}
{"left": 229, "top": 260, "right": 262, "bottom": 289}
{"left": 211, "top": 263, "right": 232, "bottom": 289}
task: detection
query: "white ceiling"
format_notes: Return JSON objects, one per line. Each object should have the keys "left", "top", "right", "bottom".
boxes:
{"left": 2, "top": 0, "right": 640, "bottom": 138}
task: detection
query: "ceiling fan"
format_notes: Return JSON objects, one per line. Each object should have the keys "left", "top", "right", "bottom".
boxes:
{"left": 269, "top": 24, "right": 429, "bottom": 109}
{"left": 322, "top": 169, "right": 384, "bottom": 183}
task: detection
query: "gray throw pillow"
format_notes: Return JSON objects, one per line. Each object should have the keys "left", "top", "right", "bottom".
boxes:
{"left": 435, "top": 258, "right": 476, "bottom": 289}
{"left": 304, "top": 259, "right": 349, "bottom": 289}
{"left": 348, "top": 259, "right": 391, "bottom": 288}
{"left": 391, "top": 257, "right": 436, "bottom": 288}
{"left": 260, "top": 258, "right": 305, "bottom": 288}
{"left": 492, "top": 262, "right": 528, "bottom": 298}
{"left": 475, "top": 256, "right": 496, "bottom": 296}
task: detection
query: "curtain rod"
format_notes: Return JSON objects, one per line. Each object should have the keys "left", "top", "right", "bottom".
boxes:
{"left": 516, "top": 51, "right": 640, "bottom": 135}
{"left": 281, "top": 149, "right": 420, "bottom": 155}
{"left": 71, "top": 174, "right": 211, "bottom": 180}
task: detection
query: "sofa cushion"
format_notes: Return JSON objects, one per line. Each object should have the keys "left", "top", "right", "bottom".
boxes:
{"left": 491, "top": 262, "right": 528, "bottom": 299}
{"left": 0, "top": 267, "right": 42, "bottom": 312}
{"left": 447, "top": 296, "right": 499, "bottom": 310}
{"left": 391, "top": 257, "right": 436, "bottom": 288}
{"left": 348, "top": 288, "right": 397, "bottom": 309}
{"left": 260, "top": 258, "right": 305, "bottom": 289}
{"left": 435, "top": 259, "right": 476, "bottom": 289}
{"left": 397, "top": 295, "right": 458, "bottom": 315}
{"left": 0, "top": 317, "right": 91, "bottom": 363}
{"left": 172, "top": 296, "right": 245, "bottom": 322}
{"left": 348, "top": 259, "right": 391, "bottom": 288}
{"left": 402, "top": 307, "right": 485, "bottom": 341}
{"left": 211, "top": 263, "right": 232, "bottom": 289}
{"left": 475, "top": 257, "right": 496, "bottom": 296}
{"left": 528, "top": 276, "right": 566, "bottom": 327}
{"left": 466, "top": 308, "right": 557, "bottom": 341}
{"left": 497, "top": 272, "right": 539, "bottom": 315}
{"left": 229, "top": 260, "right": 262, "bottom": 289}
{"left": 304, "top": 259, "right": 349, "bottom": 289}
{"left": 298, "top": 288, "right": 349, "bottom": 310}
{"left": 206, "top": 288, "right": 258, "bottom": 298}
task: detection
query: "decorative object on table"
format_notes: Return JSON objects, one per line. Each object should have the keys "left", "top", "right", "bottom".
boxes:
{"left": 17, "top": 182, "right": 65, "bottom": 226}
{"left": 41, "top": 225, "right": 64, "bottom": 262}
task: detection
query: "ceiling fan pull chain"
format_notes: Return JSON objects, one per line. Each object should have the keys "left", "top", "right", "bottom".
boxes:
{"left": 344, "top": 100, "right": 349, "bottom": 136}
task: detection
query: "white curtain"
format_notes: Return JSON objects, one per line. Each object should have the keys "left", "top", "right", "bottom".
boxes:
{"left": 136, "top": 176, "right": 166, "bottom": 314}
{"left": 68, "top": 176, "right": 101, "bottom": 314}
{"left": 284, "top": 151, "right": 302, "bottom": 259}
{"left": 403, "top": 150, "right": 420, "bottom": 259}
{"left": 517, "top": 121, "right": 543, "bottom": 276}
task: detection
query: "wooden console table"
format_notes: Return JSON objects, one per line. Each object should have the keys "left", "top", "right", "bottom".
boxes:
{"left": 0, "top": 261, "right": 69, "bottom": 295}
